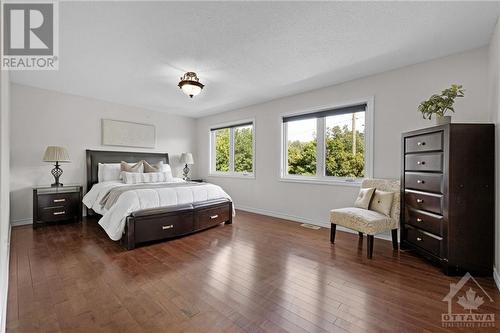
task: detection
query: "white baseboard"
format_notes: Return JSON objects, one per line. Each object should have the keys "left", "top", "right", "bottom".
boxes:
{"left": 10, "top": 218, "right": 32, "bottom": 227}
{"left": 236, "top": 205, "right": 392, "bottom": 241}
{"left": 494, "top": 267, "right": 500, "bottom": 292}
{"left": 1, "top": 225, "right": 11, "bottom": 333}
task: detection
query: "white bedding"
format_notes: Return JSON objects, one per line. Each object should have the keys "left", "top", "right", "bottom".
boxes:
{"left": 83, "top": 179, "right": 233, "bottom": 241}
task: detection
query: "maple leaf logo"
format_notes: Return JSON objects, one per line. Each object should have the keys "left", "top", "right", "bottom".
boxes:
{"left": 457, "top": 288, "right": 484, "bottom": 313}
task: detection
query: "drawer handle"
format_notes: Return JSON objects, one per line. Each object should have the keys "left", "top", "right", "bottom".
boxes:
{"left": 416, "top": 199, "right": 424, "bottom": 203}
{"left": 162, "top": 225, "right": 174, "bottom": 230}
{"left": 416, "top": 161, "right": 426, "bottom": 165}
{"left": 416, "top": 237, "right": 423, "bottom": 241}
{"left": 53, "top": 211, "right": 65, "bottom": 215}
{"left": 210, "top": 215, "right": 219, "bottom": 220}
{"left": 417, "top": 141, "right": 425, "bottom": 146}
{"left": 416, "top": 218, "right": 423, "bottom": 222}
{"left": 416, "top": 180, "right": 425, "bottom": 184}
{"left": 53, "top": 198, "right": 66, "bottom": 203}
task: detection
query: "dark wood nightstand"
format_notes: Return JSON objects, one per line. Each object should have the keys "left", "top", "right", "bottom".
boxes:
{"left": 190, "top": 179, "right": 204, "bottom": 183}
{"left": 33, "top": 184, "right": 83, "bottom": 229}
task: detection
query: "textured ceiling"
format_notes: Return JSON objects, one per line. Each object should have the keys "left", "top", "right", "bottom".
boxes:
{"left": 10, "top": 1, "right": 500, "bottom": 118}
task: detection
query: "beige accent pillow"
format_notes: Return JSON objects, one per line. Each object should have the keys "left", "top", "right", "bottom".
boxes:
{"left": 369, "top": 190, "right": 394, "bottom": 216}
{"left": 120, "top": 161, "right": 143, "bottom": 173}
{"left": 354, "top": 187, "right": 376, "bottom": 209}
{"left": 143, "top": 160, "right": 163, "bottom": 173}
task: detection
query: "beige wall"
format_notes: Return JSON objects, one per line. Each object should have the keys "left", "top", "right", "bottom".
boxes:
{"left": 0, "top": 69, "right": 11, "bottom": 332}
{"left": 488, "top": 17, "right": 500, "bottom": 286}
{"left": 196, "top": 47, "right": 490, "bottom": 234}
{"left": 10, "top": 84, "right": 198, "bottom": 224}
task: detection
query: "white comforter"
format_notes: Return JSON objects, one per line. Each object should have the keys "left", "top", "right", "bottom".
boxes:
{"left": 83, "top": 179, "right": 233, "bottom": 241}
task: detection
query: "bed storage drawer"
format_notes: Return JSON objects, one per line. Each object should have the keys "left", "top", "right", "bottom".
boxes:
{"left": 134, "top": 210, "right": 194, "bottom": 243}
{"left": 124, "top": 199, "right": 232, "bottom": 250}
{"left": 194, "top": 201, "right": 231, "bottom": 230}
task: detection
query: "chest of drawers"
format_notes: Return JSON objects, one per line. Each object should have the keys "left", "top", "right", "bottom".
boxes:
{"left": 33, "top": 185, "right": 83, "bottom": 228}
{"left": 401, "top": 124, "right": 494, "bottom": 276}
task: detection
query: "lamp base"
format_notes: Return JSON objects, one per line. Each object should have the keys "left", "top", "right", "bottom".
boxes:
{"left": 51, "top": 162, "right": 64, "bottom": 187}
{"left": 183, "top": 164, "right": 191, "bottom": 181}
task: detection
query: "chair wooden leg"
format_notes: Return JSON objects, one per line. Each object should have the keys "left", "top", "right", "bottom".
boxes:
{"left": 367, "top": 235, "right": 374, "bottom": 259}
{"left": 391, "top": 229, "right": 398, "bottom": 250}
{"left": 330, "top": 224, "right": 336, "bottom": 243}
{"left": 358, "top": 232, "right": 363, "bottom": 239}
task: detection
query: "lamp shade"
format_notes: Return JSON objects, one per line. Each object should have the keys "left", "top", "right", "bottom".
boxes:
{"left": 43, "top": 146, "right": 70, "bottom": 162}
{"left": 180, "top": 153, "right": 194, "bottom": 165}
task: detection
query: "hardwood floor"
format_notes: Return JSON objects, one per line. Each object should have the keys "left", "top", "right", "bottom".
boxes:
{"left": 7, "top": 210, "right": 500, "bottom": 332}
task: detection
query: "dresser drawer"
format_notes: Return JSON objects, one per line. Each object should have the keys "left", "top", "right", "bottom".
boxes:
{"left": 194, "top": 205, "right": 230, "bottom": 230}
{"left": 406, "top": 226, "right": 442, "bottom": 256}
{"left": 135, "top": 212, "right": 194, "bottom": 243}
{"left": 407, "top": 208, "right": 443, "bottom": 236}
{"left": 37, "top": 192, "right": 79, "bottom": 209}
{"left": 405, "top": 131, "right": 443, "bottom": 153}
{"left": 405, "top": 153, "right": 443, "bottom": 172}
{"left": 38, "top": 205, "right": 77, "bottom": 222}
{"left": 404, "top": 172, "right": 443, "bottom": 193}
{"left": 404, "top": 190, "right": 443, "bottom": 214}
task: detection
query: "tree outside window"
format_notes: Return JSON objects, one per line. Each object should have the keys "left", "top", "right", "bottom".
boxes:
{"left": 212, "top": 122, "right": 254, "bottom": 176}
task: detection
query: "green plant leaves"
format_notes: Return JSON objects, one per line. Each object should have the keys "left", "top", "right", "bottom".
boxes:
{"left": 418, "top": 84, "right": 464, "bottom": 120}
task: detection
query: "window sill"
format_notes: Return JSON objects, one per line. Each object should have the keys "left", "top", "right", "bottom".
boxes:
{"left": 208, "top": 173, "right": 256, "bottom": 180}
{"left": 279, "top": 176, "right": 362, "bottom": 187}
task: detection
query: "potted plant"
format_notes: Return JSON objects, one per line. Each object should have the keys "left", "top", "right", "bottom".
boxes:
{"left": 418, "top": 84, "right": 465, "bottom": 125}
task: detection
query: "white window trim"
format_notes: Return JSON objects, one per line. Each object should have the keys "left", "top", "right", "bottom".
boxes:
{"left": 209, "top": 118, "right": 256, "bottom": 179}
{"left": 279, "top": 97, "right": 374, "bottom": 185}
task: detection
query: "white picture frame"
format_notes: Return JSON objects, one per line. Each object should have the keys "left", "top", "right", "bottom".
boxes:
{"left": 101, "top": 119, "right": 156, "bottom": 149}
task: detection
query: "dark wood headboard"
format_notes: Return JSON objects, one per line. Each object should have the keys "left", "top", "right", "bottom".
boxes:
{"left": 86, "top": 149, "right": 169, "bottom": 191}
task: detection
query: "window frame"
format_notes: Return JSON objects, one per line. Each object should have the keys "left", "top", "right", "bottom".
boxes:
{"left": 280, "top": 98, "right": 373, "bottom": 186}
{"left": 209, "top": 119, "right": 256, "bottom": 179}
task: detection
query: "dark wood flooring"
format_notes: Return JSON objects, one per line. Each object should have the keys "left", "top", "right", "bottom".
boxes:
{"left": 7, "top": 210, "right": 500, "bottom": 332}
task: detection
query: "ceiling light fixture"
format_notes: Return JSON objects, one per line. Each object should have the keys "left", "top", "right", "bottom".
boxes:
{"left": 178, "top": 72, "right": 204, "bottom": 98}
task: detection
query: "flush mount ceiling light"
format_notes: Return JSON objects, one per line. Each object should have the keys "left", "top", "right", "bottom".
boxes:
{"left": 178, "top": 72, "right": 204, "bottom": 98}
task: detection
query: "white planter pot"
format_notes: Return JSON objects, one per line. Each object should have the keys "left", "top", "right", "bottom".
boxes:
{"left": 435, "top": 115, "right": 451, "bottom": 125}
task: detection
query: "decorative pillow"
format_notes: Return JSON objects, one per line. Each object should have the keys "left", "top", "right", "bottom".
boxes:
{"left": 120, "top": 161, "right": 143, "bottom": 173}
{"left": 122, "top": 171, "right": 170, "bottom": 184}
{"left": 354, "top": 187, "right": 376, "bottom": 209}
{"left": 98, "top": 163, "right": 121, "bottom": 182}
{"left": 369, "top": 190, "right": 394, "bottom": 216}
{"left": 143, "top": 160, "right": 163, "bottom": 173}
{"left": 162, "top": 163, "right": 173, "bottom": 179}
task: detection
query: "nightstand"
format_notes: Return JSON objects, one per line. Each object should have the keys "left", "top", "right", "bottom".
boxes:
{"left": 33, "top": 184, "right": 83, "bottom": 229}
{"left": 190, "top": 179, "right": 204, "bottom": 183}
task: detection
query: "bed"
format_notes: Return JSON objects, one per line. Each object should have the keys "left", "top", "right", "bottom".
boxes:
{"left": 83, "top": 150, "right": 233, "bottom": 250}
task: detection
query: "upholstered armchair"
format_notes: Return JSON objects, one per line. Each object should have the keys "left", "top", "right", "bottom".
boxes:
{"left": 330, "top": 179, "right": 400, "bottom": 259}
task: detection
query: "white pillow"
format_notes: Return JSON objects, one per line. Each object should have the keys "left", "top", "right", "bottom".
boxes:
{"left": 162, "top": 163, "right": 173, "bottom": 179}
{"left": 122, "top": 171, "right": 171, "bottom": 184}
{"left": 369, "top": 190, "right": 394, "bottom": 216}
{"left": 354, "top": 187, "right": 375, "bottom": 210}
{"left": 98, "top": 163, "right": 121, "bottom": 182}
{"left": 98, "top": 162, "right": 144, "bottom": 182}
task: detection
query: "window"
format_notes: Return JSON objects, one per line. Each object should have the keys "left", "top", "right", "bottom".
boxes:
{"left": 210, "top": 121, "right": 255, "bottom": 177}
{"left": 287, "top": 118, "right": 317, "bottom": 176}
{"left": 282, "top": 103, "right": 371, "bottom": 183}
